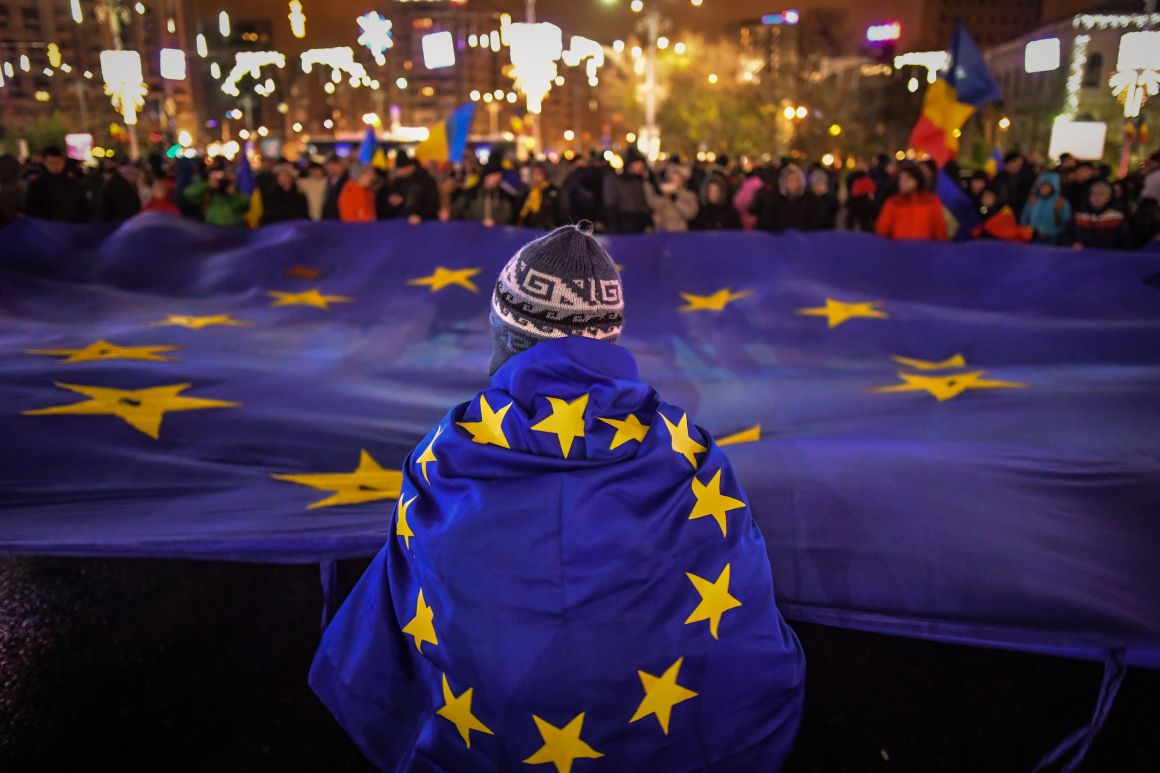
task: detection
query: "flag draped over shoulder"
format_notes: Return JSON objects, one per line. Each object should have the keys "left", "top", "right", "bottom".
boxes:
{"left": 309, "top": 336, "right": 805, "bottom": 772}
{"left": 415, "top": 103, "right": 476, "bottom": 164}
{"left": 909, "top": 23, "right": 1002, "bottom": 166}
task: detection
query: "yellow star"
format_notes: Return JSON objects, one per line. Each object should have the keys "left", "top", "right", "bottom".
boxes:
{"left": 796, "top": 298, "right": 889, "bottom": 328}
{"left": 629, "top": 657, "right": 699, "bottom": 735}
{"left": 689, "top": 470, "right": 746, "bottom": 538}
{"left": 396, "top": 495, "right": 417, "bottom": 549}
{"left": 22, "top": 382, "right": 238, "bottom": 440}
{"left": 598, "top": 413, "right": 650, "bottom": 450}
{"left": 268, "top": 288, "right": 353, "bottom": 310}
{"left": 457, "top": 394, "right": 513, "bottom": 449}
{"left": 679, "top": 288, "right": 753, "bottom": 312}
{"left": 407, "top": 266, "right": 482, "bottom": 293}
{"left": 272, "top": 450, "right": 403, "bottom": 509}
{"left": 524, "top": 713, "right": 604, "bottom": 773}
{"left": 685, "top": 564, "right": 742, "bottom": 640}
{"left": 415, "top": 425, "right": 444, "bottom": 484}
{"left": 717, "top": 424, "right": 761, "bottom": 447}
{"left": 531, "top": 394, "right": 589, "bottom": 458}
{"left": 874, "top": 371, "right": 1028, "bottom": 402}
{"left": 436, "top": 673, "right": 494, "bottom": 749}
{"left": 152, "top": 313, "right": 250, "bottom": 329}
{"left": 25, "top": 339, "right": 180, "bottom": 364}
{"left": 891, "top": 354, "right": 966, "bottom": 371}
{"left": 659, "top": 412, "right": 707, "bottom": 468}
{"left": 402, "top": 588, "right": 439, "bottom": 654}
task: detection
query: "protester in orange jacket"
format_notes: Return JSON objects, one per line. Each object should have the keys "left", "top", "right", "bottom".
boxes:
{"left": 875, "top": 165, "right": 949, "bottom": 241}
{"left": 321, "top": 156, "right": 376, "bottom": 223}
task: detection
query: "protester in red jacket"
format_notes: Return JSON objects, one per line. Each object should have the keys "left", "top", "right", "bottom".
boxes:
{"left": 875, "top": 165, "right": 948, "bottom": 241}
{"left": 141, "top": 178, "right": 180, "bottom": 215}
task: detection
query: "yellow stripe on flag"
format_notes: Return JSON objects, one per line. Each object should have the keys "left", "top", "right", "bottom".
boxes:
{"left": 920, "top": 79, "right": 975, "bottom": 152}
{"left": 414, "top": 121, "right": 449, "bottom": 163}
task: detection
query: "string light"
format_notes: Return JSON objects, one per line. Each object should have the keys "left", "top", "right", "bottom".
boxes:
{"left": 19, "top": 54, "right": 30, "bottom": 72}
{"left": 167, "top": 18, "right": 176, "bottom": 34}
{"left": 288, "top": 1, "right": 306, "bottom": 39}
{"left": 196, "top": 34, "right": 208, "bottom": 58}
{"left": 160, "top": 48, "right": 186, "bottom": 80}
{"left": 70, "top": 0, "right": 82, "bottom": 23}
{"left": 221, "top": 51, "right": 285, "bottom": 97}
{"left": 219, "top": 11, "right": 230, "bottom": 38}
{"left": 99, "top": 50, "right": 148, "bottom": 125}
{"left": 1063, "top": 35, "right": 1089, "bottom": 118}
{"left": 47, "top": 43, "right": 62, "bottom": 68}
{"left": 356, "top": 11, "right": 394, "bottom": 65}
{"left": 210, "top": 62, "right": 221, "bottom": 79}
{"left": 300, "top": 47, "right": 370, "bottom": 85}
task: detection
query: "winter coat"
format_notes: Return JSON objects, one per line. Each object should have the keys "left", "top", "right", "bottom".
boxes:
{"left": 141, "top": 181, "right": 179, "bottom": 215}
{"left": 518, "top": 182, "right": 567, "bottom": 230}
{"left": 394, "top": 168, "right": 442, "bottom": 221}
{"left": 875, "top": 191, "right": 949, "bottom": 241}
{"left": 602, "top": 172, "right": 652, "bottom": 234}
{"left": 262, "top": 184, "right": 310, "bottom": 225}
{"left": 25, "top": 172, "right": 90, "bottom": 222}
{"left": 751, "top": 187, "right": 812, "bottom": 233}
{"left": 337, "top": 180, "right": 376, "bottom": 223}
{"left": 0, "top": 156, "right": 26, "bottom": 227}
{"left": 691, "top": 201, "right": 741, "bottom": 230}
{"left": 297, "top": 177, "right": 328, "bottom": 221}
{"left": 1071, "top": 204, "right": 1133, "bottom": 250}
{"left": 452, "top": 185, "right": 517, "bottom": 225}
{"left": 1021, "top": 172, "right": 1072, "bottom": 245}
{"left": 645, "top": 183, "right": 698, "bottom": 232}
{"left": 95, "top": 175, "right": 142, "bottom": 222}
{"left": 732, "top": 176, "right": 763, "bottom": 230}
{"left": 182, "top": 180, "right": 252, "bottom": 227}
{"left": 802, "top": 192, "right": 839, "bottom": 231}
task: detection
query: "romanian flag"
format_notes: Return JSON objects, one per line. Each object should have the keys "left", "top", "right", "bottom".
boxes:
{"left": 908, "top": 23, "right": 1002, "bottom": 167}
{"left": 414, "top": 103, "right": 475, "bottom": 163}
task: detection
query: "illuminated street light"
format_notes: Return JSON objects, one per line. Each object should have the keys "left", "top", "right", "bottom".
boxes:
{"left": 707, "top": 72, "right": 718, "bottom": 84}
{"left": 100, "top": 50, "right": 147, "bottom": 125}
{"left": 564, "top": 129, "right": 575, "bottom": 141}
{"left": 795, "top": 105, "right": 808, "bottom": 119}
{"left": 998, "top": 116, "right": 1011, "bottom": 130}
{"left": 822, "top": 153, "right": 835, "bottom": 166}
{"left": 178, "top": 130, "right": 193, "bottom": 146}
{"left": 323, "top": 81, "right": 335, "bottom": 93}
{"left": 908, "top": 77, "right": 919, "bottom": 93}
{"left": 783, "top": 105, "right": 795, "bottom": 120}
{"left": 674, "top": 42, "right": 686, "bottom": 55}
{"left": 292, "top": 122, "right": 303, "bottom": 132}
{"left": 507, "top": 21, "right": 563, "bottom": 114}
{"left": 657, "top": 36, "right": 669, "bottom": 50}
{"left": 396, "top": 76, "right": 407, "bottom": 89}
{"left": 470, "top": 89, "right": 481, "bottom": 101}
{"left": 612, "top": 40, "right": 625, "bottom": 53}
{"left": 829, "top": 123, "right": 842, "bottom": 136}
{"left": 257, "top": 125, "right": 269, "bottom": 136}
{"left": 134, "top": 2, "right": 145, "bottom": 14}
{"left": 322, "top": 119, "right": 333, "bottom": 129}
{"left": 630, "top": 0, "right": 643, "bottom": 12}
{"left": 630, "top": 45, "right": 642, "bottom": 59}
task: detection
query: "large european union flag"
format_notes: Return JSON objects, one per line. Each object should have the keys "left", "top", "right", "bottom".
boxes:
{"left": 310, "top": 336, "right": 806, "bottom": 770}
{"left": 1, "top": 214, "right": 1159, "bottom": 671}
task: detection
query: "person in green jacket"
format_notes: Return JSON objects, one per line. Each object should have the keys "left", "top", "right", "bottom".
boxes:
{"left": 183, "top": 169, "right": 251, "bottom": 227}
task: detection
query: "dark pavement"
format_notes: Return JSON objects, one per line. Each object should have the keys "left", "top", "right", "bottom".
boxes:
{"left": 1, "top": 556, "right": 1156, "bottom": 772}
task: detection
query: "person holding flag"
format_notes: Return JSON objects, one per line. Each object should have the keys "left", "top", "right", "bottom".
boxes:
{"left": 310, "top": 223, "right": 806, "bottom": 771}
{"left": 182, "top": 161, "right": 251, "bottom": 228}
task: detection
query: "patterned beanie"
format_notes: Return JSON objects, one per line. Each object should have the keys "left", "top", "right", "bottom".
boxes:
{"left": 488, "top": 222, "right": 624, "bottom": 374}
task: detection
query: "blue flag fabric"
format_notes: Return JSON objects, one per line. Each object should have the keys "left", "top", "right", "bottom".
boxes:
{"left": 359, "top": 125, "right": 378, "bottom": 167}
{"left": 935, "top": 170, "right": 981, "bottom": 239}
{"left": 235, "top": 145, "right": 256, "bottom": 196}
{"left": 309, "top": 336, "right": 806, "bottom": 770}
{"left": 1, "top": 216, "right": 1159, "bottom": 668}
{"left": 946, "top": 22, "right": 1003, "bottom": 107}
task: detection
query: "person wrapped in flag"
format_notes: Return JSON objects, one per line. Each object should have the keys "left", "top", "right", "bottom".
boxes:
{"left": 310, "top": 224, "right": 806, "bottom": 771}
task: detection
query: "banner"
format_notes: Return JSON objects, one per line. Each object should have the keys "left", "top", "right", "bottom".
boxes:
{"left": 2, "top": 216, "right": 1158, "bottom": 664}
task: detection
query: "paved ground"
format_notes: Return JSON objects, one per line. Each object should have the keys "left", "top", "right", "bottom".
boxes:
{"left": 1, "top": 556, "right": 1155, "bottom": 772}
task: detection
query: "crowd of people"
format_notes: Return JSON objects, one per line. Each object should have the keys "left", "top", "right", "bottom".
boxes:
{"left": 2, "top": 143, "right": 1158, "bottom": 249}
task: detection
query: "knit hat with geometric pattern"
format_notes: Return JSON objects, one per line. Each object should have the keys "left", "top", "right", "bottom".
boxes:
{"left": 488, "top": 222, "right": 624, "bottom": 374}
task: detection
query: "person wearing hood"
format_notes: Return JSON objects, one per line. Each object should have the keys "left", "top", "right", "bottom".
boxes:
{"left": 309, "top": 223, "right": 806, "bottom": 772}
{"left": 452, "top": 160, "right": 517, "bottom": 226}
{"left": 691, "top": 175, "right": 741, "bottom": 230}
{"left": 875, "top": 165, "right": 948, "bottom": 241}
{"left": 140, "top": 177, "right": 180, "bottom": 215}
{"left": 1020, "top": 172, "right": 1072, "bottom": 245}
{"left": 645, "top": 164, "right": 699, "bottom": 232}
{"left": 802, "top": 169, "right": 839, "bottom": 231}
{"left": 1071, "top": 179, "right": 1133, "bottom": 250}
{"left": 751, "top": 164, "right": 810, "bottom": 233}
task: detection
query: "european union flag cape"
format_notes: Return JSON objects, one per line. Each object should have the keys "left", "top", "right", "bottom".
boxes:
{"left": 310, "top": 337, "right": 805, "bottom": 772}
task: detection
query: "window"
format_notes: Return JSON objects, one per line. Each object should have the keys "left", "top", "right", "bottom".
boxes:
{"left": 0, "top": 6, "right": 10, "bottom": 28}
{"left": 1082, "top": 52, "right": 1103, "bottom": 88}
{"left": 21, "top": 6, "right": 38, "bottom": 30}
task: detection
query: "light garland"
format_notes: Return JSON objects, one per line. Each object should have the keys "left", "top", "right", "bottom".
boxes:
{"left": 288, "top": 1, "right": 306, "bottom": 39}
{"left": 356, "top": 11, "right": 393, "bottom": 65}
{"left": 562, "top": 35, "right": 604, "bottom": 81}
{"left": 1063, "top": 34, "right": 1089, "bottom": 119}
{"left": 99, "top": 50, "right": 148, "bottom": 125}
{"left": 507, "top": 21, "right": 562, "bottom": 114}
{"left": 1073, "top": 14, "right": 1160, "bottom": 31}
{"left": 221, "top": 51, "right": 285, "bottom": 97}
{"left": 1110, "top": 30, "right": 1160, "bottom": 118}
{"left": 300, "top": 47, "right": 371, "bottom": 87}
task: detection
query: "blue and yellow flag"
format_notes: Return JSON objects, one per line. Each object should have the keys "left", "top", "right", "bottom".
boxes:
{"left": 310, "top": 337, "right": 805, "bottom": 770}
{"left": 2, "top": 217, "right": 1159, "bottom": 672}
{"left": 415, "top": 103, "right": 475, "bottom": 163}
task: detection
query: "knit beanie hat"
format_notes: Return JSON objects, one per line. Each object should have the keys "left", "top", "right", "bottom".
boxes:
{"left": 488, "top": 222, "right": 624, "bottom": 375}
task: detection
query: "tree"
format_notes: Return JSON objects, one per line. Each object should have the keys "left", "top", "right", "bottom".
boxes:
{"left": 23, "top": 111, "right": 69, "bottom": 152}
